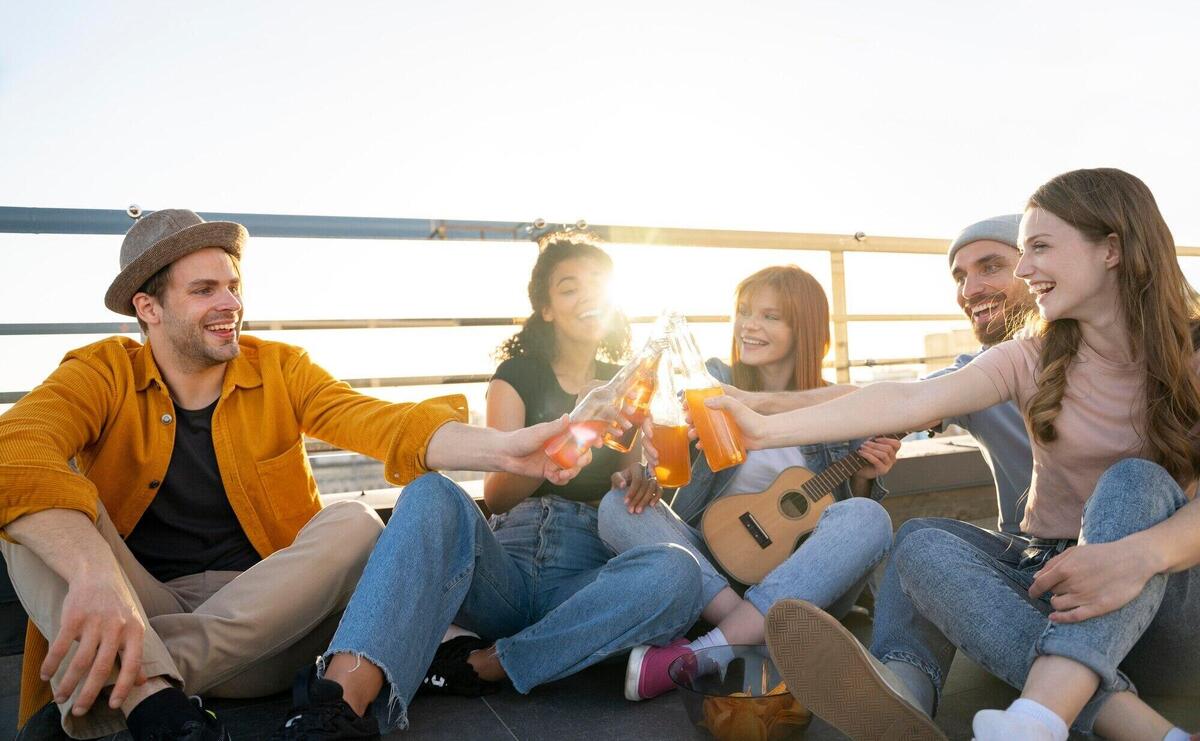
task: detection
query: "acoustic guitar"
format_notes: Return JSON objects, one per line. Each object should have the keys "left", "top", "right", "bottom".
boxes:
{"left": 700, "top": 433, "right": 904, "bottom": 585}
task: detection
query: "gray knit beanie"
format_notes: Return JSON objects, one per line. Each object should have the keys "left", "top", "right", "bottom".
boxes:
{"left": 947, "top": 214, "right": 1022, "bottom": 266}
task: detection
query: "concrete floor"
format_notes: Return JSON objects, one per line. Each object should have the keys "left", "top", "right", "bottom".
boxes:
{"left": 4, "top": 611, "right": 1196, "bottom": 740}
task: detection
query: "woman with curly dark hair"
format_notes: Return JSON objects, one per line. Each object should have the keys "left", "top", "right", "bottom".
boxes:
{"left": 421, "top": 232, "right": 702, "bottom": 696}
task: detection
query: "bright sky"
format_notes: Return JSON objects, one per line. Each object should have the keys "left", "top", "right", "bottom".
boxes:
{"left": 3, "top": 1, "right": 1200, "bottom": 407}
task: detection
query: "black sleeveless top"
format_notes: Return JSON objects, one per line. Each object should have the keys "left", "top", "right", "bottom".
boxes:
{"left": 492, "top": 355, "right": 626, "bottom": 503}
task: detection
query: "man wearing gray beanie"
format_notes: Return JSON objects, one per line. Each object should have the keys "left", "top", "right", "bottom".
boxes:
{"left": 763, "top": 214, "right": 1042, "bottom": 740}
{"left": 854, "top": 214, "right": 1038, "bottom": 732}
{"left": 926, "top": 213, "right": 1034, "bottom": 531}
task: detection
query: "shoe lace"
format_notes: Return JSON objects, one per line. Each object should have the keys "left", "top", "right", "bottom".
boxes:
{"left": 276, "top": 699, "right": 353, "bottom": 738}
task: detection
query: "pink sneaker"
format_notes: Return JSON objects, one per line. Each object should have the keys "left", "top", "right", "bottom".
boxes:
{"left": 624, "top": 638, "right": 692, "bottom": 701}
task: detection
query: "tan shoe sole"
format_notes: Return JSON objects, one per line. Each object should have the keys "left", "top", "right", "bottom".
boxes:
{"left": 766, "top": 599, "right": 947, "bottom": 741}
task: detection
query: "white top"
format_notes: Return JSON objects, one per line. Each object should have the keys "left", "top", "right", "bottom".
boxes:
{"left": 726, "top": 447, "right": 810, "bottom": 495}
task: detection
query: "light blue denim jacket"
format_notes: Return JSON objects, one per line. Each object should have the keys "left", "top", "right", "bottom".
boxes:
{"left": 669, "top": 358, "right": 888, "bottom": 527}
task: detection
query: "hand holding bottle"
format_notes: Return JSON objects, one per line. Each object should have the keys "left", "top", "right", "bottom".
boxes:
{"left": 666, "top": 316, "right": 747, "bottom": 472}
{"left": 683, "top": 392, "right": 769, "bottom": 452}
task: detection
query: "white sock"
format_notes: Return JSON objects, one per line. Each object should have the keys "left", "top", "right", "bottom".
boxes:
{"left": 1008, "top": 698, "right": 1069, "bottom": 741}
{"left": 1163, "top": 728, "right": 1191, "bottom": 741}
{"left": 688, "top": 627, "right": 735, "bottom": 667}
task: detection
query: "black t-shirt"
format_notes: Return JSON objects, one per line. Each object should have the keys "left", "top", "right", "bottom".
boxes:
{"left": 125, "top": 399, "right": 261, "bottom": 582}
{"left": 492, "top": 355, "right": 626, "bottom": 503}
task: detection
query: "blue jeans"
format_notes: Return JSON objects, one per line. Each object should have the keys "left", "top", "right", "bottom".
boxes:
{"left": 598, "top": 490, "right": 893, "bottom": 618}
{"left": 873, "top": 458, "right": 1200, "bottom": 733}
{"left": 323, "top": 474, "right": 704, "bottom": 733}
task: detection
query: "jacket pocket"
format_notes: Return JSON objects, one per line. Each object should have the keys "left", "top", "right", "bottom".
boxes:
{"left": 255, "top": 438, "right": 319, "bottom": 525}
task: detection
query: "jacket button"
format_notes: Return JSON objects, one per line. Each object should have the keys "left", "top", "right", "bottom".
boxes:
{"left": 161, "top": 414, "right": 173, "bottom": 424}
{"left": 148, "top": 480, "right": 160, "bottom": 489}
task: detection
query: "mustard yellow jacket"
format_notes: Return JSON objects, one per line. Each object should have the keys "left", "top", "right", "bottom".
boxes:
{"left": 0, "top": 334, "right": 467, "bottom": 724}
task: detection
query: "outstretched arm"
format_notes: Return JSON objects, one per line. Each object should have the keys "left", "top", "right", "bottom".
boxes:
{"left": 472, "top": 379, "right": 595, "bottom": 514}
{"left": 728, "top": 382, "right": 860, "bottom": 415}
{"left": 703, "top": 364, "right": 1004, "bottom": 451}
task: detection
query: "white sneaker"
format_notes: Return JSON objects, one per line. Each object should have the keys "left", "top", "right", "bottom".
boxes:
{"left": 972, "top": 709, "right": 1055, "bottom": 741}
{"left": 766, "top": 599, "right": 946, "bottom": 740}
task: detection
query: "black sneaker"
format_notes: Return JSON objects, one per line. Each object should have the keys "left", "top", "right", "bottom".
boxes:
{"left": 271, "top": 666, "right": 379, "bottom": 741}
{"left": 418, "top": 636, "right": 501, "bottom": 697}
{"left": 16, "top": 697, "right": 226, "bottom": 741}
{"left": 152, "top": 697, "right": 229, "bottom": 741}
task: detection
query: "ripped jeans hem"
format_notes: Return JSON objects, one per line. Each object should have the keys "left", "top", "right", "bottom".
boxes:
{"left": 320, "top": 649, "right": 408, "bottom": 733}
{"left": 876, "top": 649, "right": 944, "bottom": 716}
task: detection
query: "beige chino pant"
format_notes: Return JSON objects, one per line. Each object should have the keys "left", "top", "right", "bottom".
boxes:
{"left": 1, "top": 499, "right": 384, "bottom": 738}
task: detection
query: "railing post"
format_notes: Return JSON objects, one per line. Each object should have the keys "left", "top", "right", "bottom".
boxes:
{"left": 829, "top": 248, "right": 851, "bottom": 383}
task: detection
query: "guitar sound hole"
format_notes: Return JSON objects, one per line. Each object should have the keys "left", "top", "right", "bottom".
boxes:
{"left": 779, "top": 490, "right": 809, "bottom": 518}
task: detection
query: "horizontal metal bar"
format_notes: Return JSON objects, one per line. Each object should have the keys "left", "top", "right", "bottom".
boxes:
{"left": 341, "top": 374, "right": 492, "bottom": 388}
{"left": 0, "top": 207, "right": 537, "bottom": 241}
{"left": 0, "top": 315, "right": 734, "bottom": 337}
{"left": 837, "top": 313, "right": 964, "bottom": 322}
{"left": 5, "top": 207, "right": 1200, "bottom": 258}
{"left": 845, "top": 354, "right": 957, "bottom": 369}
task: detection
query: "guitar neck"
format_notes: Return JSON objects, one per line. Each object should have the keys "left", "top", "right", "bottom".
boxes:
{"left": 801, "top": 432, "right": 906, "bottom": 500}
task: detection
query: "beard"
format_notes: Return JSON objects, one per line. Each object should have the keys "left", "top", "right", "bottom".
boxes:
{"left": 162, "top": 310, "right": 240, "bottom": 370}
{"left": 966, "top": 292, "right": 1034, "bottom": 347}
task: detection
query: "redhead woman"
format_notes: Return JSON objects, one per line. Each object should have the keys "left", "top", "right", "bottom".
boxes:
{"left": 599, "top": 265, "right": 900, "bottom": 701}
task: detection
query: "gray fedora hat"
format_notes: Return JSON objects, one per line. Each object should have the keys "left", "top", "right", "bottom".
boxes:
{"left": 104, "top": 209, "right": 248, "bottom": 316}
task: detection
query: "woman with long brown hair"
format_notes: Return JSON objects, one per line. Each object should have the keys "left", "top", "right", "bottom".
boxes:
{"left": 710, "top": 169, "right": 1199, "bottom": 740}
{"left": 599, "top": 264, "right": 901, "bottom": 701}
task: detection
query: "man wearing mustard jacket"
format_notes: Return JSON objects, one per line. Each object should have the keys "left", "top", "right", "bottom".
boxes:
{"left": 0, "top": 210, "right": 586, "bottom": 740}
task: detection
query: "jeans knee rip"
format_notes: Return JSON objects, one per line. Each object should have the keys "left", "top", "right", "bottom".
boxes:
{"left": 320, "top": 650, "right": 408, "bottom": 732}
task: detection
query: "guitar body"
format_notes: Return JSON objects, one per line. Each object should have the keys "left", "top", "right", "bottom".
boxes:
{"left": 701, "top": 466, "right": 835, "bottom": 585}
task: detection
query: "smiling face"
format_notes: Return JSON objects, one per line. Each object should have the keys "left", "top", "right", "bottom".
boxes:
{"left": 734, "top": 285, "right": 796, "bottom": 371}
{"left": 951, "top": 239, "right": 1034, "bottom": 346}
{"left": 1016, "top": 207, "right": 1121, "bottom": 323}
{"left": 539, "top": 255, "right": 614, "bottom": 346}
{"left": 138, "top": 247, "right": 244, "bottom": 368}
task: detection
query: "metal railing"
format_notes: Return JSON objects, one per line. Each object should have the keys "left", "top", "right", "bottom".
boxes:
{"left": 8, "top": 205, "right": 1197, "bottom": 404}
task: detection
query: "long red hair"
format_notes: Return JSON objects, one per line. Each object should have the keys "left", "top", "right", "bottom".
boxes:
{"left": 730, "top": 265, "right": 830, "bottom": 392}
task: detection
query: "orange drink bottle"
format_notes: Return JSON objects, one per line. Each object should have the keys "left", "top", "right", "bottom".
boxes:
{"left": 650, "top": 423, "right": 691, "bottom": 487}
{"left": 603, "top": 367, "right": 657, "bottom": 452}
{"left": 668, "top": 317, "right": 745, "bottom": 472}
{"left": 602, "top": 335, "right": 667, "bottom": 453}
{"left": 542, "top": 339, "right": 666, "bottom": 466}
{"left": 544, "top": 419, "right": 609, "bottom": 469}
{"left": 647, "top": 345, "right": 692, "bottom": 487}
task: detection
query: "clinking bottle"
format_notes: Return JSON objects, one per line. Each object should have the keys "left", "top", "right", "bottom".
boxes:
{"left": 543, "top": 335, "right": 668, "bottom": 468}
{"left": 647, "top": 350, "right": 691, "bottom": 488}
{"left": 602, "top": 339, "right": 664, "bottom": 453}
{"left": 667, "top": 316, "right": 746, "bottom": 472}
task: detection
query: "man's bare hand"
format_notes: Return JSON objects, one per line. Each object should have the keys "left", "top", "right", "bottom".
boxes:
{"left": 502, "top": 415, "right": 593, "bottom": 484}
{"left": 47, "top": 572, "right": 146, "bottom": 714}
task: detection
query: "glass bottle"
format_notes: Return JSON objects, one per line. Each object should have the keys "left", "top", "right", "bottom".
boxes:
{"left": 601, "top": 338, "right": 664, "bottom": 453}
{"left": 647, "top": 351, "right": 691, "bottom": 488}
{"left": 668, "top": 316, "right": 746, "bottom": 472}
{"left": 542, "top": 337, "right": 665, "bottom": 468}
